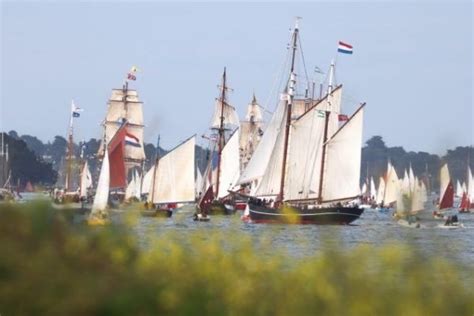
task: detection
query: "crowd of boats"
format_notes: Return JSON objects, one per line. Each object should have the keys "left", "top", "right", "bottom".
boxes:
{"left": 1, "top": 19, "right": 472, "bottom": 228}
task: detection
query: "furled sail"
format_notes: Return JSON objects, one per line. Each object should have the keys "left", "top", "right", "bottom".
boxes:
{"left": 79, "top": 161, "right": 92, "bottom": 198}
{"left": 217, "top": 129, "right": 240, "bottom": 198}
{"left": 321, "top": 105, "right": 364, "bottom": 202}
{"left": 91, "top": 148, "right": 110, "bottom": 214}
{"left": 149, "top": 136, "right": 196, "bottom": 204}
{"left": 210, "top": 100, "right": 239, "bottom": 130}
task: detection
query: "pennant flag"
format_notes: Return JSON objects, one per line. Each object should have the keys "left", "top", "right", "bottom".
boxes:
{"left": 317, "top": 110, "right": 326, "bottom": 118}
{"left": 337, "top": 41, "right": 353, "bottom": 54}
{"left": 338, "top": 114, "right": 349, "bottom": 121}
{"left": 125, "top": 133, "right": 141, "bottom": 147}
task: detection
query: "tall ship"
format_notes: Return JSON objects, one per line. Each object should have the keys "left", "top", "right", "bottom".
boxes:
{"left": 237, "top": 20, "right": 365, "bottom": 224}
{"left": 98, "top": 68, "right": 146, "bottom": 194}
{"left": 239, "top": 94, "right": 264, "bottom": 170}
{"left": 197, "top": 68, "right": 241, "bottom": 216}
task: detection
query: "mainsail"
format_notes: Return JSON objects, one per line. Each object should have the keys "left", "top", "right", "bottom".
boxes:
{"left": 79, "top": 160, "right": 92, "bottom": 198}
{"left": 149, "top": 136, "right": 196, "bottom": 204}
{"left": 90, "top": 148, "right": 110, "bottom": 214}
{"left": 384, "top": 162, "right": 400, "bottom": 204}
{"left": 217, "top": 129, "right": 240, "bottom": 198}
{"left": 439, "top": 163, "right": 454, "bottom": 209}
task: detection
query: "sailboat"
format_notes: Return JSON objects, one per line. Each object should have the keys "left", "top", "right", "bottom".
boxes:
{"left": 197, "top": 69, "right": 241, "bottom": 217}
{"left": 459, "top": 166, "right": 472, "bottom": 213}
{"left": 87, "top": 147, "right": 110, "bottom": 226}
{"left": 143, "top": 136, "right": 196, "bottom": 217}
{"left": 433, "top": 163, "right": 454, "bottom": 218}
{"left": 237, "top": 20, "right": 365, "bottom": 225}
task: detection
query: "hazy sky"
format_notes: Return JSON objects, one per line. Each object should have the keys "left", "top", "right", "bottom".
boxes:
{"left": 1, "top": 1, "right": 473, "bottom": 154}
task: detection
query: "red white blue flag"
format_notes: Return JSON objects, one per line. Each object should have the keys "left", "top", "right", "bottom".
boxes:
{"left": 337, "top": 41, "right": 353, "bottom": 54}
{"left": 125, "top": 133, "right": 141, "bottom": 147}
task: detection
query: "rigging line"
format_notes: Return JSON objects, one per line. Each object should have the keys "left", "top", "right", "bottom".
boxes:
{"left": 297, "top": 32, "right": 311, "bottom": 95}
{"left": 263, "top": 28, "right": 294, "bottom": 116}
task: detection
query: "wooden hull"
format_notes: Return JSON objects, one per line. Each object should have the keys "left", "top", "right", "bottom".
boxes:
{"left": 248, "top": 202, "right": 363, "bottom": 225}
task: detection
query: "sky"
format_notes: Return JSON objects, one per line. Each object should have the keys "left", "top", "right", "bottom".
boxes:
{"left": 1, "top": 1, "right": 473, "bottom": 154}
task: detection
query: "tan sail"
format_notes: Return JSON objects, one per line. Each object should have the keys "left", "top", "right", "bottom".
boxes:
{"left": 100, "top": 87, "right": 146, "bottom": 167}
{"left": 150, "top": 136, "right": 196, "bottom": 204}
{"left": 210, "top": 100, "right": 239, "bottom": 130}
{"left": 239, "top": 94, "right": 264, "bottom": 169}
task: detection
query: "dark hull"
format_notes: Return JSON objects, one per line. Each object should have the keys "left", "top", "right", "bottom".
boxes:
{"left": 248, "top": 202, "right": 363, "bottom": 225}
{"left": 200, "top": 201, "right": 235, "bottom": 216}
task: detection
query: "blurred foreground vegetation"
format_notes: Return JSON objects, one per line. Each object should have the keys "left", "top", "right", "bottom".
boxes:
{"left": 0, "top": 202, "right": 473, "bottom": 315}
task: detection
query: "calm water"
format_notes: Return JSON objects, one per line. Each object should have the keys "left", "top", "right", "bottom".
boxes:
{"left": 130, "top": 205, "right": 474, "bottom": 267}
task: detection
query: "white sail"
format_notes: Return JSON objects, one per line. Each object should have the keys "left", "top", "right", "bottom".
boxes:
{"left": 370, "top": 177, "right": 377, "bottom": 199}
{"left": 79, "top": 161, "right": 92, "bottom": 198}
{"left": 376, "top": 177, "right": 385, "bottom": 204}
{"left": 284, "top": 103, "right": 326, "bottom": 200}
{"left": 195, "top": 167, "right": 203, "bottom": 198}
{"left": 254, "top": 103, "right": 288, "bottom": 197}
{"left": 210, "top": 100, "right": 239, "bottom": 130}
{"left": 361, "top": 183, "right": 367, "bottom": 195}
{"left": 90, "top": 148, "right": 110, "bottom": 214}
{"left": 237, "top": 99, "right": 286, "bottom": 185}
{"left": 245, "top": 94, "right": 264, "bottom": 122}
{"left": 468, "top": 167, "right": 474, "bottom": 201}
{"left": 125, "top": 173, "right": 136, "bottom": 201}
{"left": 321, "top": 106, "right": 364, "bottom": 201}
{"left": 384, "top": 162, "right": 400, "bottom": 204}
{"left": 218, "top": 129, "right": 240, "bottom": 198}
{"left": 150, "top": 136, "right": 196, "bottom": 204}
{"left": 401, "top": 170, "right": 411, "bottom": 195}
{"left": 439, "top": 163, "right": 450, "bottom": 203}
{"left": 455, "top": 180, "right": 462, "bottom": 197}
{"left": 411, "top": 179, "right": 425, "bottom": 213}
{"left": 142, "top": 165, "right": 155, "bottom": 196}
{"left": 408, "top": 166, "right": 416, "bottom": 193}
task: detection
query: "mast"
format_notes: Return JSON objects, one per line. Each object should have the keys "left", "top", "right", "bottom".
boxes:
{"left": 150, "top": 135, "right": 161, "bottom": 203}
{"left": 278, "top": 18, "right": 299, "bottom": 203}
{"left": 66, "top": 100, "right": 75, "bottom": 191}
{"left": 327, "top": 59, "right": 335, "bottom": 95}
{"left": 215, "top": 68, "right": 227, "bottom": 198}
{"left": 317, "top": 111, "right": 331, "bottom": 203}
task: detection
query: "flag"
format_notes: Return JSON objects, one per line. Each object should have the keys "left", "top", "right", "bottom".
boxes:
{"left": 127, "top": 73, "right": 136, "bottom": 81}
{"left": 317, "top": 110, "right": 325, "bottom": 118}
{"left": 125, "top": 133, "right": 141, "bottom": 147}
{"left": 337, "top": 41, "right": 353, "bottom": 54}
{"left": 127, "top": 66, "right": 139, "bottom": 81}
{"left": 314, "top": 66, "right": 324, "bottom": 74}
{"left": 338, "top": 114, "right": 349, "bottom": 121}
{"left": 72, "top": 103, "right": 83, "bottom": 118}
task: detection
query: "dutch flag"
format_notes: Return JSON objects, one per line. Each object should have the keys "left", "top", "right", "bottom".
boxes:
{"left": 337, "top": 41, "right": 353, "bottom": 54}
{"left": 125, "top": 133, "right": 141, "bottom": 147}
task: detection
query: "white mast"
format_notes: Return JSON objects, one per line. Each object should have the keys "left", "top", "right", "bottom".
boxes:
{"left": 327, "top": 59, "right": 335, "bottom": 95}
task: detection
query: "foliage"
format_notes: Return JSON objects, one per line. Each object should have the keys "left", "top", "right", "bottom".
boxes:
{"left": 0, "top": 202, "right": 473, "bottom": 315}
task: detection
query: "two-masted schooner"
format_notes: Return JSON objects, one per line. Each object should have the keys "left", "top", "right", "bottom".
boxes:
{"left": 196, "top": 68, "right": 241, "bottom": 218}
{"left": 237, "top": 20, "right": 365, "bottom": 224}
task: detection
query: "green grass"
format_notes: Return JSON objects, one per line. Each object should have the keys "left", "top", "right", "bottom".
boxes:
{"left": 0, "top": 202, "right": 473, "bottom": 315}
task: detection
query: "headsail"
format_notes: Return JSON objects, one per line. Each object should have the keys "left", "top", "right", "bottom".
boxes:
{"left": 79, "top": 160, "right": 92, "bottom": 198}
{"left": 217, "top": 129, "right": 240, "bottom": 198}
{"left": 90, "top": 148, "right": 110, "bottom": 214}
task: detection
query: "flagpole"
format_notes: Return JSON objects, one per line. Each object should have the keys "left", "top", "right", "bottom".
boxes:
{"left": 66, "top": 100, "right": 75, "bottom": 191}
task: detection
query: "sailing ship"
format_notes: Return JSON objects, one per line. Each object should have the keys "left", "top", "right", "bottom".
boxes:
{"left": 197, "top": 68, "right": 241, "bottom": 217}
{"left": 239, "top": 94, "right": 264, "bottom": 170}
{"left": 237, "top": 20, "right": 365, "bottom": 224}
{"left": 142, "top": 136, "right": 196, "bottom": 217}
{"left": 459, "top": 165, "right": 473, "bottom": 213}
{"left": 98, "top": 68, "right": 146, "bottom": 202}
